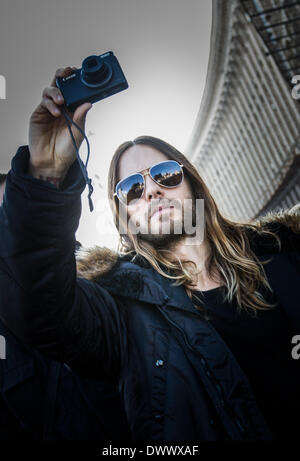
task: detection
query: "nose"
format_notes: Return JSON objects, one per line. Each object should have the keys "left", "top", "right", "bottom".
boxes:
{"left": 144, "top": 172, "right": 164, "bottom": 201}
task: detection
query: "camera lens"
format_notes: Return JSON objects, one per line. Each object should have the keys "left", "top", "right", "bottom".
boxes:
{"left": 81, "top": 55, "right": 112, "bottom": 88}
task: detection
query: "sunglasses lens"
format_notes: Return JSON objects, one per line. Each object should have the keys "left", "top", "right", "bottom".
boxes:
{"left": 150, "top": 161, "right": 183, "bottom": 187}
{"left": 116, "top": 174, "right": 144, "bottom": 205}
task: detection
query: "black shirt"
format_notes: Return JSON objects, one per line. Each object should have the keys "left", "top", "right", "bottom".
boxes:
{"left": 191, "top": 286, "right": 300, "bottom": 440}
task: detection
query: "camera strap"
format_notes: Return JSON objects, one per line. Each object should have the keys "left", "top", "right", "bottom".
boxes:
{"left": 61, "top": 106, "right": 94, "bottom": 212}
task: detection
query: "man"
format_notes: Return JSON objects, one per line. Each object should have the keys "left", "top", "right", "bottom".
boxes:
{"left": 0, "top": 66, "right": 299, "bottom": 441}
{"left": 0, "top": 174, "right": 130, "bottom": 440}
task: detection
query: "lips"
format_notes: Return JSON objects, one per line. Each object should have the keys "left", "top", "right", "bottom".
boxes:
{"left": 150, "top": 205, "right": 174, "bottom": 218}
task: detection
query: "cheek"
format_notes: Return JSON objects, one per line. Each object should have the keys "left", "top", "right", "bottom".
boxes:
{"left": 171, "top": 184, "right": 193, "bottom": 203}
{"left": 127, "top": 204, "right": 145, "bottom": 223}
{"left": 183, "top": 180, "right": 194, "bottom": 197}
{"left": 182, "top": 187, "right": 194, "bottom": 205}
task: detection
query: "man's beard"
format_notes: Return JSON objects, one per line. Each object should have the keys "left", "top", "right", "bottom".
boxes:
{"left": 138, "top": 219, "right": 186, "bottom": 249}
{"left": 135, "top": 198, "right": 197, "bottom": 250}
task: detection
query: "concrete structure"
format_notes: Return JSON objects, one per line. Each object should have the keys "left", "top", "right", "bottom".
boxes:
{"left": 241, "top": 0, "right": 300, "bottom": 88}
{"left": 186, "top": 0, "right": 300, "bottom": 219}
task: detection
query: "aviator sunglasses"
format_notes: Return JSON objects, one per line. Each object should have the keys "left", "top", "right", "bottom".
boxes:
{"left": 114, "top": 160, "right": 184, "bottom": 206}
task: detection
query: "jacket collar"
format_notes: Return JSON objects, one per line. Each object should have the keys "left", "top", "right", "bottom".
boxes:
{"left": 78, "top": 254, "right": 197, "bottom": 313}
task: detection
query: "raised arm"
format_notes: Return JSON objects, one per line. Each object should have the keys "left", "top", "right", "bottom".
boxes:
{"left": 0, "top": 68, "right": 125, "bottom": 382}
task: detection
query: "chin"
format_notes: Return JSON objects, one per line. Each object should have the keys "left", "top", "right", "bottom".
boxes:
{"left": 138, "top": 231, "right": 186, "bottom": 250}
{"left": 136, "top": 216, "right": 185, "bottom": 246}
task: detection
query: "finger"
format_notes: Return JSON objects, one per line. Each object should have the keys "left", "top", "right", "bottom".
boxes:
{"left": 42, "top": 86, "right": 64, "bottom": 105}
{"left": 50, "top": 66, "right": 74, "bottom": 87}
{"left": 71, "top": 103, "right": 93, "bottom": 142}
{"left": 41, "top": 97, "right": 61, "bottom": 117}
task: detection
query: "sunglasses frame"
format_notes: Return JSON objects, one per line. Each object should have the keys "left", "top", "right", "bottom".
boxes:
{"left": 114, "top": 160, "right": 184, "bottom": 206}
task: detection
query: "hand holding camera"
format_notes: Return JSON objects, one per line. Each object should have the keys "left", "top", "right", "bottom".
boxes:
{"left": 28, "top": 66, "right": 93, "bottom": 185}
{"left": 28, "top": 51, "right": 128, "bottom": 190}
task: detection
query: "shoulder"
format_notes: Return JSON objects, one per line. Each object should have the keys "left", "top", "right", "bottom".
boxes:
{"left": 76, "top": 245, "right": 149, "bottom": 282}
{"left": 75, "top": 246, "right": 154, "bottom": 302}
{"left": 245, "top": 204, "right": 300, "bottom": 255}
{"left": 76, "top": 246, "right": 120, "bottom": 281}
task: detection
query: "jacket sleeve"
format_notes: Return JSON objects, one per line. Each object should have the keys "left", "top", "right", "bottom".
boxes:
{"left": 259, "top": 215, "right": 300, "bottom": 330}
{"left": 268, "top": 215, "right": 300, "bottom": 270}
{"left": 249, "top": 210, "right": 300, "bottom": 264}
{"left": 0, "top": 145, "right": 126, "bottom": 381}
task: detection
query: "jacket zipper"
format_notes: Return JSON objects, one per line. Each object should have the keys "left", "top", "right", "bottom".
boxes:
{"left": 157, "top": 303, "right": 247, "bottom": 439}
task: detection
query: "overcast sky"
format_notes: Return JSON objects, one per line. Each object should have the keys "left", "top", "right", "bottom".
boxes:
{"left": 0, "top": 0, "right": 212, "bottom": 248}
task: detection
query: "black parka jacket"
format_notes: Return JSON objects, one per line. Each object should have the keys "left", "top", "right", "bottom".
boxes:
{"left": 0, "top": 146, "right": 299, "bottom": 441}
{"left": 0, "top": 318, "right": 131, "bottom": 440}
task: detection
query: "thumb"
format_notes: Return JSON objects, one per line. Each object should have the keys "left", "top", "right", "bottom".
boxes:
{"left": 72, "top": 102, "right": 93, "bottom": 133}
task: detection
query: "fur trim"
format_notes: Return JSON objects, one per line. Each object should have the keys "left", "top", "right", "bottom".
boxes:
{"left": 76, "top": 246, "right": 119, "bottom": 281}
{"left": 251, "top": 203, "right": 300, "bottom": 234}
{"left": 76, "top": 205, "right": 300, "bottom": 281}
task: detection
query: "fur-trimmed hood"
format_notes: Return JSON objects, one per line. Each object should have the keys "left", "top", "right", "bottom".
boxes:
{"left": 76, "top": 204, "right": 300, "bottom": 282}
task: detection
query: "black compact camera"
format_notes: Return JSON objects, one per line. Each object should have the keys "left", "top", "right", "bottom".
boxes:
{"left": 56, "top": 51, "right": 128, "bottom": 112}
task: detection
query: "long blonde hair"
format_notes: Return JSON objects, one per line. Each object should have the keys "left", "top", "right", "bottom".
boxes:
{"left": 107, "top": 135, "right": 284, "bottom": 315}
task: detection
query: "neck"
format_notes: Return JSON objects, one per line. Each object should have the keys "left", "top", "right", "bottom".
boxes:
{"left": 167, "top": 235, "right": 223, "bottom": 291}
